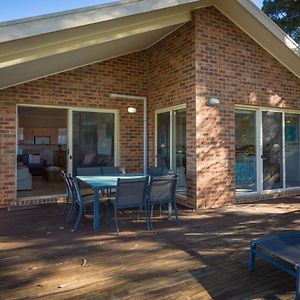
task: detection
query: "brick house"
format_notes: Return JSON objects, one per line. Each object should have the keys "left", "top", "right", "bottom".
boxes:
{"left": 0, "top": 0, "right": 299, "bottom": 209}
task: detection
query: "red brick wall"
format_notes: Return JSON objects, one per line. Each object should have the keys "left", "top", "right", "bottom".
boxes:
{"left": 0, "top": 52, "right": 148, "bottom": 207}
{"left": 148, "top": 21, "right": 197, "bottom": 207}
{"left": 194, "top": 7, "right": 300, "bottom": 208}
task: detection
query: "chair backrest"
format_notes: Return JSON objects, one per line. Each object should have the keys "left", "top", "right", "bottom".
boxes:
{"left": 68, "top": 176, "right": 83, "bottom": 206}
{"left": 148, "top": 175, "right": 178, "bottom": 204}
{"left": 77, "top": 167, "right": 101, "bottom": 176}
{"left": 60, "top": 170, "right": 72, "bottom": 198}
{"left": 148, "top": 166, "right": 164, "bottom": 176}
{"left": 161, "top": 169, "right": 179, "bottom": 176}
{"left": 101, "top": 166, "right": 126, "bottom": 175}
{"left": 115, "top": 177, "right": 149, "bottom": 208}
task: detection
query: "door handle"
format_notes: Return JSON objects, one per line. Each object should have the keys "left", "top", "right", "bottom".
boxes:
{"left": 261, "top": 155, "right": 267, "bottom": 160}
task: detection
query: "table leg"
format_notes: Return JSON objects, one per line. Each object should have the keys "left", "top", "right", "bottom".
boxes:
{"left": 93, "top": 189, "right": 100, "bottom": 233}
{"left": 168, "top": 200, "right": 172, "bottom": 220}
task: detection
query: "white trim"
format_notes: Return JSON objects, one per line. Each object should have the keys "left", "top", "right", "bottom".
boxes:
{"left": 236, "top": 104, "right": 300, "bottom": 115}
{"left": 67, "top": 109, "right": 72, "bottom": 175}
{"left": 282, "top": 112, "right": 286, "bottom": 189}
{"left": 257, "top": 109, "right": 262, "bottom": 193}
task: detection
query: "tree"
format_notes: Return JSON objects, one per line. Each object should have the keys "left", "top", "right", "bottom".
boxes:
{"left": 262, "top": 0, "right": 300, "bottom": 44}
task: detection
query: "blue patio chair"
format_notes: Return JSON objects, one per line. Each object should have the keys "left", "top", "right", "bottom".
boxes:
{"left": 76, "top": 166, "right": 101, "bottom": 176}
{"left": 148, "top": 175, "right": 179, "bottom": 227}
{"left": 148, "top": 166, "right": 164, "bottom": 176}
{"left": 67, "top": 176, "right": 109, "bottom": 231}
{"left": 111, "top": 177, "right": 150, "bottom": 234}
{"left": 101, "top": 166, "right": 126, "bottom": 175}
{"left": 166, "top": 169, "right": 179, "bottom": 176}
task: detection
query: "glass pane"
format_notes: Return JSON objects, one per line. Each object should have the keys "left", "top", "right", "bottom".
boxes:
{"left": 174, "top": 109, "right": 186, "bottom": 195}
{"left": 157, "top": 112, "right": 170, "bottom": 168}
{"left": 262, "top": 111, "right": 283, "bottom": 190}
{"left": 58, "top": 128, "right": 67, "bottom": 145}
{"left": 235, "top": 110, "right": 257, "bottom": 193}
{"left": 285, "top": 114, "right": 300, "bottom": 187}
{"left": 72, "top": 111, "right": 114, "bottom": 175}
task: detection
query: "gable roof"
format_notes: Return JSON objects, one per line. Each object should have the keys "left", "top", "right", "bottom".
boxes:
{"left": 0, "top": 0, "right": 299, "bottom": 89}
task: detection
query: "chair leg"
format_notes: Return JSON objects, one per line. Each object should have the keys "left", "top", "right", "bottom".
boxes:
{"left": 114, "top": 206, "right": 120, "bottom": 235}
{"left": 144, "top": 207, "right": 151, "bottom": 230}
{"left": 72, "top": 205, "right": 83, "bottom": 231}
{"left": 106, "top": 201, "right": 111, "bottom": 226}
{"left": 249, "top": 241, "right": 256, "bottom": 272}
{"left": 147, "top": 204, "right": 153, "bottom": 230}
{"left": 66, "top": 201, "right": 76, "bottom": 224}
{"left": 173, "top": 201, "right": 179, "bottom": 225}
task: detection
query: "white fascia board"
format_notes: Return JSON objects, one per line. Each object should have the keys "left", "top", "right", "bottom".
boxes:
{"left": 237, "top": 0, "right": 299, "bottom": 56}
{"left": 0, "top": 0, "right": 206, "bottom": 43}
{"left": 0, "top": 11, "right": 190, "bottom": 68}
{"left": 215, "top": 0, "right": 300, "bottom": 78}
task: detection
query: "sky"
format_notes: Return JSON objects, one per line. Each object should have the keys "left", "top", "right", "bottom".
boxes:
{"left": 0, "top": 0, "right": 264, "bottom": 22}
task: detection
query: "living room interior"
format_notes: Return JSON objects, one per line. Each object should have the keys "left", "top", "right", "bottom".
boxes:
{"left": 17, "top": 106, "right": 68, "bottom": 199}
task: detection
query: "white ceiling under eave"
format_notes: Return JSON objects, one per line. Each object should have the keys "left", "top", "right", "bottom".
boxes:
{"left": 0, "top": 25, "right": 183, "bottom": 89}
{"left": 0, "top": 0, "right": 299, "bottom": 90}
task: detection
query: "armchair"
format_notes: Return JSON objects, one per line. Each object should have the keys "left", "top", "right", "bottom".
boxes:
{"left": 17, "top": 154, "right": 47, "bottom": 176}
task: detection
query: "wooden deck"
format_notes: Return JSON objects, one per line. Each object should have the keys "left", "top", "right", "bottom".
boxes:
{"left": 1, "top": 198, "right": 300, "bottom": 299}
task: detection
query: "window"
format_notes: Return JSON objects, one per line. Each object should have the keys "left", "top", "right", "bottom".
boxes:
{"left": 58, "top": 128, "right": 67, "bottom": 145}
{"left": 235, "top": 110, "right": 257, "bottom": 193}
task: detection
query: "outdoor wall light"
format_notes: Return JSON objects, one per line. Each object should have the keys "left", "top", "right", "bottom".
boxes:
{"left": 206, "top": 97, "right": 220, "bottom": 106}
{"left": 128, "top": 107, "right": 137, "bottom": 113}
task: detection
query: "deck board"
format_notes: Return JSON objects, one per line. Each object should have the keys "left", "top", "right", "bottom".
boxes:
{"left": 1, "top": 198, "right": 300, "bottom": 299}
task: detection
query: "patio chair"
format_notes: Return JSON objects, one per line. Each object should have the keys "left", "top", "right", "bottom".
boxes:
{"left": 148, "top": 166, "right": 164, "bottom": 176}
{"left": 111, "top": 177, "right": 150, "bottom": 234}
{"left": 101, "top": 166, "right": 126, "bottom": 175}
{"left": 249, "top": 231, "right": 300, "bottom": 300}
{"left": 76, "top": 166, "right": 101, "bottom": 176}
{"left": 67, "top": 176, "right": 110, "bottom": 231}
{"left": 148, "top": 175, "right": 179, "bottom": 227}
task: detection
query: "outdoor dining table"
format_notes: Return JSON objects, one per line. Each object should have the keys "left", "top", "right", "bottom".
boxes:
{"left": 77, "top": 174, "right": 174, "bottom": 233}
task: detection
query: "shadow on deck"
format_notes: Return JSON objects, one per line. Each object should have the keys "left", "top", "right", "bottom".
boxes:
{"left": 1, "top": 197, "right": 300, "bottom": 299}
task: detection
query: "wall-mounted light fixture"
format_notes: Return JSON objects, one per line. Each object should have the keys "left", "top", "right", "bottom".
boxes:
{"left": 128, "top": 107, "right": 137, "bottom": 113}
{"left": 206, "top": 97, "right": 220, "bottom": 107}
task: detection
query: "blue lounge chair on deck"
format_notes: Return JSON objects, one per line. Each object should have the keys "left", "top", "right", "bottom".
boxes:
{"left": 249, "top": 231, "right": 300, "bottom": 299}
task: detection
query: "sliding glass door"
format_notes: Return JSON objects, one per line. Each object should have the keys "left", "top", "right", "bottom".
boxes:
{"left": 235, "top": 108, "right": 300, "bottom": 194}
{"left": 156, "top": 105, "right": 187, "bottom": 196}
{"left": 70, "top": 109, "right": 117, "bottom": 176}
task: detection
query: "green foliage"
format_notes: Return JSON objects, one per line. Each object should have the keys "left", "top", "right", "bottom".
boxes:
{"left": 262, "top": 0, "right": 300, "bottom": 43}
